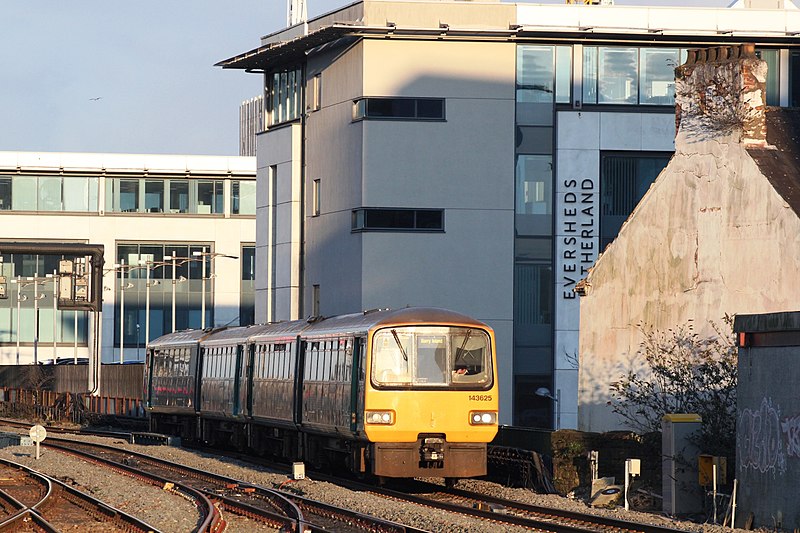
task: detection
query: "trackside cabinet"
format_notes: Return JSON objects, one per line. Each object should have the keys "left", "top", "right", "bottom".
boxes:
{"left": 662, "top": 413, "right": 702, "bottom": 515}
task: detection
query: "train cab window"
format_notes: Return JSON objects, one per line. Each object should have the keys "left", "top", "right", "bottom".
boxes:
{"left": 371, "top": 327, "right": 492, "bottom": 389}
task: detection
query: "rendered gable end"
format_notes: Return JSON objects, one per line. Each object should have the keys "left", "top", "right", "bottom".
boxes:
{"left": 577, "top": 46, "right": 800, "bottom": 432}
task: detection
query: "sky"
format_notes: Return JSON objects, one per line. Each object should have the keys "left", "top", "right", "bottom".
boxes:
{"left": 1, "top": 0, "right": 733, "bottom": 156}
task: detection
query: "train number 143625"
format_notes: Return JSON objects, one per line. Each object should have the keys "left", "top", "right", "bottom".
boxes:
{"left": 469, "top": 394, "right": 492, "bottom": 402}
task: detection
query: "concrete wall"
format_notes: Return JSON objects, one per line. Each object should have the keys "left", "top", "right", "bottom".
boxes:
{"left": 304, "top": 42, "right": 365, "bottom": 316}
{"left": 300, "top": 36, "right": 517, "bottom": 421}
{"left": 256, "top": 123, "right": 303, "bottom": 322}
{"left": 361, "top": 38, "right": 516, "bottom": 421}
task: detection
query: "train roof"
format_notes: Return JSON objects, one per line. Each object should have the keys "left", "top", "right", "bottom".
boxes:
{"left": 147, "top": 308, "right": 491, "bottom": 349}
{"left": 148, "top": 328, "right": 216, "bottom": 348}
{"left": 249, "top": 307, "right": 490, "bottom": 341}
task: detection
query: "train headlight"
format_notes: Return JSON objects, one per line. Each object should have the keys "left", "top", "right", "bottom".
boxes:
{"left": 365, "top": 410, "right": 395, "bottom": 425}
{"left": 469, "top": 411, "right": 497, "bottom": 425}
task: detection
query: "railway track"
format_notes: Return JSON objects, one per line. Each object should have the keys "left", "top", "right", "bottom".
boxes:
{"left": 0, "top": 457, "right": 159, "bottom": 532}
{"left": 308, "top": 476, "right": 692, "bottom": 533}
{"left": 0, "top": 420, "right": 689, "bottom": 532}
{"left": 38, "top": 436, "right": 424, "bottom": 533}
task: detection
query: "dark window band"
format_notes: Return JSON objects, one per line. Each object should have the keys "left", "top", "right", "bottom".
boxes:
{"left": 351, "top": 208, "right": 444, "bottom": 232}
{"left": 353, "top": 97, "right": 445, "bottom": 121}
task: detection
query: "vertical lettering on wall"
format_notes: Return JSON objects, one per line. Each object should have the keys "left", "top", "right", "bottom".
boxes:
{"left": 561, "top": 178, "right": 596, "bottom": 299}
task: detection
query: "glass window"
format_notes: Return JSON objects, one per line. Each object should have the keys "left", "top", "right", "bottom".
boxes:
{"left": 756, "top": 49, "right": 780, "bottom": 106}
{"left": 353, "top": 98, "right": 445, "bottom": 120}
{"left": 556, "top": 46, "right": 572, "bottom": 104}
{"left": 640, "top": 48, "right": 680, "bottom": 105}
{"left": 600, "top": 152, "right": 671, "bottom": 249}
{"left": 268, "top": 68, "right": 303, "bottom": 126}
{"left": 195, "top": 180, "right": 222, "bottom": 214}
{"left": 145, "top": 180, "right": 164, "bottom": 213}
{"left": 169, "top": 180, "right": 189, "bottom": 213}
{"left": 514, "top": 263, "right": 553, "bottom": 327}
{"left": 119, "top": 179, "right": 139, "bottom": 212}
{"left": 517, "top": 46, "right": 555, "bottom": 104}
{"left": 240, "top": 245, "right": 255, "bottom": 326}
{"left": 351, "top": 208, "right": 444, "bottom": 232}
{"left": 368, "top": 98, "right": 414, "bottom": 118}
{"left": 515, "top": 155, "right": 552, "bottom": 236}
{"left": 312, "top": 179, "right": 320, "bottom": 216}
{"left": 12, "top": 176, "right": 36, "bottom": 211}
{"left": 0, "top": 177, "right": 10, "bottom": 210}
{"left": 38, "top": 176, "right": 61, "bottom": 211}
{"left": 791, "top": 51, "right": 800, "bottom": 107}
{"left": 584, "top": 46, "right": 681, "bottom": 106}
{"left": 371, "top": 326, "right": 492, "bottom": 389}
{"left": 231, "top": 181, "right": 256, "bottom": 215}
{"left": 514, "top": 44, "right": 571, "bottom": 111}
{"left": 63, "top": 176, "right": 98, "bottom": 212}
{"left": 583, "top": 46, "right": 598, "bottom": 105}
{"left": 515, "top": 155, "right": 551, "bottom": 216}
{"left": 598, "top": 47, "right": 638, "bottom": 104}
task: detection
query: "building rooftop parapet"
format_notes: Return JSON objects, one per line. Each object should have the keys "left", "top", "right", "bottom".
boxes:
{"left": 221, "top": 1, "right": 800, "bottom": 72}
{"left": 0, "top": 151, "right": 255, "bottom": 176}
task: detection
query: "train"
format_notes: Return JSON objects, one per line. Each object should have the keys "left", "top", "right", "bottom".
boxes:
{"left": 143, "top": 307, "right": 499, "bottom": 482}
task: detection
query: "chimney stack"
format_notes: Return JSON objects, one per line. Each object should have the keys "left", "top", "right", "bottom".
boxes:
{"left": 674, "top": 43, "right": 768, "bottom": 146}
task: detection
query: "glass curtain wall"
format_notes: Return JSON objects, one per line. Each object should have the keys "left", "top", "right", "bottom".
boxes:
{"left": 268, "top": 67, "right": 303, "bottom": 126}
{"left": 0, "top": 175, "right": 98, "bottom": 212}
{"left": 240, "top": 245, "right": 256, "bottom": 326}
{"left": 0, "top": 253, "right": 88, "bottom": 354}
{"left": 114, "top": 243, "right": 217, "bottom": 352}
{"left": 514, "top": 44, "right": 569, "bottom": 427}
{"left": 583, "top": 47, "right": 683, "bottom": 105}
{"left": 105, "top": 178, "right": 225, "bottom": 214}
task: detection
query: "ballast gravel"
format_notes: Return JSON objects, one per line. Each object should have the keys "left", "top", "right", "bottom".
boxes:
{"left": 0, "top": 425, "right": 757, "bottom": 533}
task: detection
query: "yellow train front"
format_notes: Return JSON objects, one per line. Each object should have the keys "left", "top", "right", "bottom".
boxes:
{"left": 361, "top": 308, "right": 498, "bottom": 479}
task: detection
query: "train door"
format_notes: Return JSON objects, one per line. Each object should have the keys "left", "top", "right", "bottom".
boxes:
{"left": 191, "top": 343, "right": 203, "bottom": 440}
{"left": 245, "top": 343, "right": 255, "bottom": 418}
{"left": 293, "top": 336, "right": 306, "bottom": 427}
{"left": 350, "top": 337, "right": 365, "bottom": 433}
{"left": 233, "top": 343, "right": 244, "bottom": 416}
{"left": 144, "top": 348, "right": 154, "bottom": 409}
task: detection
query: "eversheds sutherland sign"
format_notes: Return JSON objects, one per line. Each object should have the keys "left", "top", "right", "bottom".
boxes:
{"left": 560, "top": 178, "right": 596, "bottom": 300}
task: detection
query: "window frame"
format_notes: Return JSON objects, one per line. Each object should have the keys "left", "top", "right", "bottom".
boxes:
{"left": 351, "top": 208, "right": 445, "bottom": 233}
{"left": 352, "top": 97, "right": 446, "bottom": 121}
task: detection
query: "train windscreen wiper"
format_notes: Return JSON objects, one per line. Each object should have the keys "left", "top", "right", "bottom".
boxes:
{"left": 390, "top": 329, "right": 408, "bottom": 361}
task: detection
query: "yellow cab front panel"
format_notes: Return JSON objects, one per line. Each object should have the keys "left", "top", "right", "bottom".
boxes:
{"left": 363, "top": 323, "right": 499, "bottom": 478}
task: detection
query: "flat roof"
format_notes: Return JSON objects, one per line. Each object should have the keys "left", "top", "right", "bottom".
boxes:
{"left": 218, "top": 0, "right": 800, "bottom": 71}
{"left": 0, "top": 151, "right": 256, "bottom": 176}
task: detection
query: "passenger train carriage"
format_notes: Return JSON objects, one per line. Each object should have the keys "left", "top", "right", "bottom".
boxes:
{"left": 144, "top": 307, "right": 498, "bottom": 481}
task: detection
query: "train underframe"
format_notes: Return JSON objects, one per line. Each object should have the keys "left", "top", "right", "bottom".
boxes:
{"left": 149, "top": 412, "right": 486, "bottom": 480}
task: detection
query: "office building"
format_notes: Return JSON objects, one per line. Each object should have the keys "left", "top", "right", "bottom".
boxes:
{"left": 0, "top": 151, "right": 256, "bottom": 365}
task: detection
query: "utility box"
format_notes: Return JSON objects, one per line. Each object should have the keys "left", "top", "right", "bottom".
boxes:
{"left": 662, "top": 413, "right": 702, "bottom": 515}
{"left": 698, "top": 454, "right": 727, "bottom": 487}
{"left": 292, "top": 462, "right": 305, "bottom": 480}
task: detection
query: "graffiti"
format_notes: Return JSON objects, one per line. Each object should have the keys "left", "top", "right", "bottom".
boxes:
{"left": 781, "top": 414, "right": 800, "bottom": 459}
{"left": 738, "top": 397, "right": 786, "bottom": 475}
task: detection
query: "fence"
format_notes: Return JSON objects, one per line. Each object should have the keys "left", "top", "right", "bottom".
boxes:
{"left": 0, "top": 388, "right": 145, "bottom": 424}
{"left": 0, "top": 364, "right": 144, "bottom": 399}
